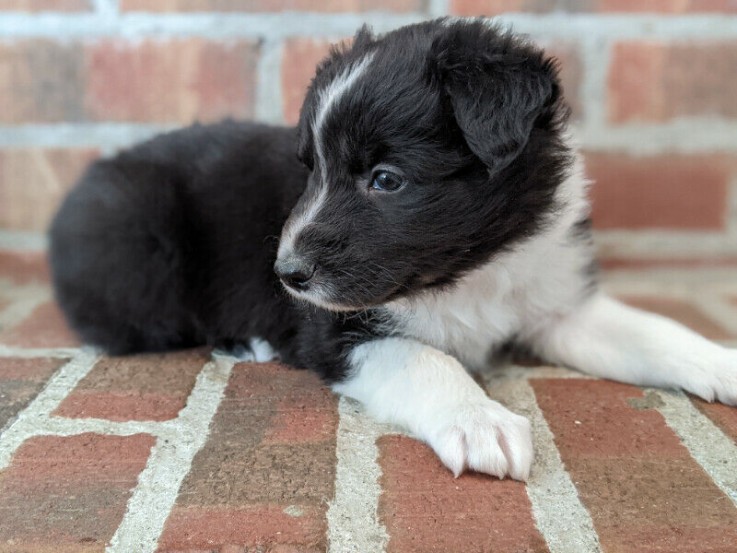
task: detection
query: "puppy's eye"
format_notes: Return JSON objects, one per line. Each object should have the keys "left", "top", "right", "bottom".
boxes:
{"left": 370, "top": 170, "right": 405, "bottom": 192}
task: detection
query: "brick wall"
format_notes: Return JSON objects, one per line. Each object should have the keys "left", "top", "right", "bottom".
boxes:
{"left": 1, "top": 1, "right": 736, "bottom": 266}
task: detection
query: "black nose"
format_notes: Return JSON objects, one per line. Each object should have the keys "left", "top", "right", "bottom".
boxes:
{"left": 274, "top": 257, "right": 316, "bottom": 291}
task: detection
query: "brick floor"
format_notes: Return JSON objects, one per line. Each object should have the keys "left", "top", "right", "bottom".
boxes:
{"left": 157, "top": 362, "right": 338, "bottom": 552}
{"left": 0, "top": 357, "right": 67, "bottom": 430}
{"left": 0, "top": 268, "right": 735, "bottom": 552}
{"left": 54, "top": 349, "right": 209, "bottom": 421}
{"left": 0, "top": 433, "right": 155, "bottom": 553}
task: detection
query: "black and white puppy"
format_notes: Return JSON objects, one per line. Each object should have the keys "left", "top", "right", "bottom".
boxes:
{"left": 50, "top": 18, "right": 737, "bottom": 480}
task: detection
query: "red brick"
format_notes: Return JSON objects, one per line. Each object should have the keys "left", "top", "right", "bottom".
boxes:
{"left": 608, "top": 41, "right": 737, "bottom": 123}
{"left": 531, "top": 379, "right": 737, "bottom": 553}
{"left": 378, "top": 435, "right": 548, "bottom": 553}
{"left": 84, "top": 39, "right": 259, "bottom": 123}
{"left": 0, "top": 433, "right": 155, "bottom": 553}
{"left": 0, "top": 250, "right": 49, "bottom": 285}
{"left": 618, "top": 295, "right": 734, "bottom": 341}
{"left": 600, "top": 256, "right": 737, "bottom": 270}
{"left": 282, "top": 38, "right": 335, "bottom": 125}
{"left": 0, "top": 301, "right": 80, "bottom": 348}
{"left": 0, "top": 357, "right": 67, "bottom": 430}
{"left": 0, "top": 148, "right": 98, "bottom": 231}
{"left": 451, "top": 0, "right": 737, "bottom": 14}
{"left": 121, "top": 0, "right": 423, "bottom": 12}
{"left": 54, "top": 349, "right": 208, "bottom": 421}
{"left": 0, "top": 40, "right": 85, "bottom": 124}
{"left": 0, "top": 0, "right": 89, "bottom": 9}
{"left": 157, "top": 362, "right": 338, "bottom": 552}
{"left": 586, "top": 152, "right": 729, "bottom": 230}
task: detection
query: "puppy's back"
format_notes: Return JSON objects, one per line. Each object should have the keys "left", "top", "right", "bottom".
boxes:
{"left": 49, "top": 121, "right": 305, "bottom": 354}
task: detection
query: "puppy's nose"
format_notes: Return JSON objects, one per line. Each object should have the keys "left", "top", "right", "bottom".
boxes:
{"left": 274, "top": 256, "right": 316, "bottom": 291}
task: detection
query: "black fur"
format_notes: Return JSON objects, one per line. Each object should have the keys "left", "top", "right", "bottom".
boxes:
{"left": 49, "top": 18, "right": 572, "bottom": 382}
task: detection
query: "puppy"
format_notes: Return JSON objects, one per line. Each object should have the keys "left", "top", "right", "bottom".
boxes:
{"left": 50, "top": 18, "right": 737, "bottom": 480}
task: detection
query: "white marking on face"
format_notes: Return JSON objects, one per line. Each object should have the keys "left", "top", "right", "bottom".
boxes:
{"left": 278, "top": 53, "right": 375, "bottom": 259}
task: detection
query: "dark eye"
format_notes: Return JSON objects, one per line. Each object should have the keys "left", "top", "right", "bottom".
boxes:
{"left": 370, "top": 170, "right": 405, "bottom": 192}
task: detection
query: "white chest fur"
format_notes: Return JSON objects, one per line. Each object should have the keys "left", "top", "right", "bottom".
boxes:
{"left": 385, "top": 152, "right": 593, "bottom": 371}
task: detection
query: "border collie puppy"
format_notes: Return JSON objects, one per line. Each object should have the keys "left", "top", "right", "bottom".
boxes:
{"left": 50, "top": 18, "right": 737, "bottom": 480}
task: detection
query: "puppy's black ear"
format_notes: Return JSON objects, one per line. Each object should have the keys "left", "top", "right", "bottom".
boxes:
{"left": 430, "top": 22, "right": 559, "bottom": 175}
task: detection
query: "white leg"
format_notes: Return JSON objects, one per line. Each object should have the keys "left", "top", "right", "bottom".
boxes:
{"left": 333, "top": 337, "right": 533, "bottom": 480}
{"left": 531, "top": 293, "right": 737, "bottom": 405}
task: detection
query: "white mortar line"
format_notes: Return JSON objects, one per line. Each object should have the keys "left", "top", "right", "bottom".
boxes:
{"left": 655, "top": 389, "right": 737, "bottom": 506}
{"left": 91, "top": 0, "right": 118, "bottom": 18}
{"left": 577, "top": 34, "right": 609, "bottom": 131}
{"left": 0, "top": 123, "right": 171, "bottom": 148}
{"left": 255, "top": 38, "right": 286, "bottom": 124}
{"left": 0, "top": 348, "right": 98, "bottom": 469}
{"left": 0, "top": 345, "right": 82, "bottom": 358}
{"left": 486, "top": 377, "right": 602, "bottom": 553}
{"left": 2, "top": 13, "right": 737, "bottom": 39}
{"left": 427, "top": 0, "right": 450, "bottom": 18}
{"left": 327, "top": 396, "right": 391, "bottom": 553}
{"left": 0, "top": 292, "right": 49, "bottom": 333}
{"left": 0, "top": 230, "right": 48, "bottom": 250}
{"left": 107, "top": 356, "right": 236, "bottom": 553}
{"left": 25, "top": 415, "right": 163, "bottom": 437}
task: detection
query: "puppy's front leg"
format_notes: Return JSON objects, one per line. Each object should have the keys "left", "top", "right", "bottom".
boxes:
{"left": 532, "top": 293, "right": 737, "bottom": 404}
{"left": 333, "top": 337, "right": 533, "bottom": 480}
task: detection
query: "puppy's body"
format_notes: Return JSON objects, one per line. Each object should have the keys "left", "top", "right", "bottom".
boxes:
{"left": 50, "top": 19, "right": 737, "bottom": 480}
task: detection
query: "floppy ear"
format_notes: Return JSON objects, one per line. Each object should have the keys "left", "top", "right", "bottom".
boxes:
{"left": 430, "top": 23, "right": 559, "bottom": 175}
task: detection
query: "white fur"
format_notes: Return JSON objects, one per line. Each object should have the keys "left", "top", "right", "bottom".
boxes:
{"left": 531, "top": 293, "right": 737, "bottom": 405}
{"left": 386, "top": 148, "right": 592, "bottom": 372}
{"left": 278, "top": 54, "right": 375, "bottom": 259}
{"left": 334, "top": 337, "right": 533, "bottom": 480}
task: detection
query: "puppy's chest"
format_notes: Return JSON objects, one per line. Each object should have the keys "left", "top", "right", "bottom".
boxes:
{"left": 389, "top": 271, "right": 523, "bottom": 371}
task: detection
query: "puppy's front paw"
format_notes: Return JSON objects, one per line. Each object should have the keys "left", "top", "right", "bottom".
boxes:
{"left": 426, "top": 400, "right": 533, "bottom": 481}
{"left": 700, "top": 348, "right": 737, "bottom": 405}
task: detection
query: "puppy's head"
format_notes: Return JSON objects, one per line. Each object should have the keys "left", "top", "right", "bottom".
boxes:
{"left": 276, "top": 18, "right": 571, "bottom": 311}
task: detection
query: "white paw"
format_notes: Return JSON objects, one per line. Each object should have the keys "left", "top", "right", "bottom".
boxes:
{"left": 212, "top": 337, "right": 279, "bottom": 363}
{"left": 425, "top": 400, "right": 534, "bottom": 481}
{"left": 691, "top": 348, "right": 737, "bottom": 406}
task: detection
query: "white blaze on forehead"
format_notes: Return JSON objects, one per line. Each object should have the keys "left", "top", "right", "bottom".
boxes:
{"left": 278, "top": 53, "right": 375, "bottom": 258}
{"left": 312, "top": 52, "right": 375, "bottom": 172}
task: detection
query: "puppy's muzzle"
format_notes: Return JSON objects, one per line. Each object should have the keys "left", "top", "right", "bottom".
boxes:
{"left": 274, "top": 256, "right": 316, "bottom": 291}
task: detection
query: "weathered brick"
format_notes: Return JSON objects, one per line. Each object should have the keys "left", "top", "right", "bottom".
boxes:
{"left": 692, "top": 399, "right": 737, "bottom": 446}
{"left": 121, "top": 0, "right": 424, "bottom": 12}
{"left": 531, "top": 379, "right": 737, "bottom": 553}
{"left": 0, "top": 250, "right": 49, "bottom": 285}
{"left": 0, "top": 148, "right": 98, "bottom": 231}
{"left": 54, "top": 349, "right": 208, "bottom": 421}
{"left": 0, "top": 433, "right": 154, "bottom": 553}
{"left": 0, "top": 0, "right": 90, "bottom": 9}
{"left": 282, "top": 38, "right": 334, "bottom": 125}
{"left": 0, "top": 357, "right": 67, "bottom": 431}
{"left": 609, "top": 41, "right": 737, "bottom": 123}
{"left": 600, "top": 257, "right": 737, "bottom": 270}
{"left": 618, "top": 295, "right": 733, "bottom": 341}
{"left": 586, "top": 152, "right": 729, "bottom": 230}
{"left": 451, "top": 0, "right": 737, "bottom": 14}
{"left": 157, "top": 362, "right": 338, "bottom": 552}
{"left": 378, "top": 434, "right": 548, "bottom": 553}
{"left": 85, "top": 39, "right": 260, "bottom": 123}
{"left": 0, "top": 301, "right": 80, "bottom": 348}
{"left": 0, "top": 40, "right": 85, "bottom": 124}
